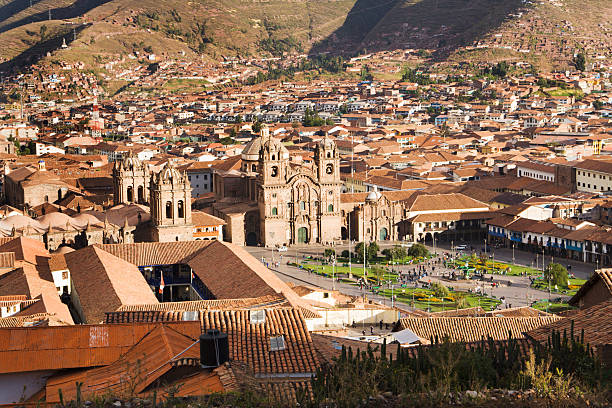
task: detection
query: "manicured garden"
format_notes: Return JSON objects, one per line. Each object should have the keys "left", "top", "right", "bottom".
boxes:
{"left": 376, "top": 285, "right": 501, "bottom": 312}
{"left": 449, "top": 255, "right": 542, "bottom": 276}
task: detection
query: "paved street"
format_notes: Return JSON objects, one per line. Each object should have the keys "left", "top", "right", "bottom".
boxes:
{"left": 243, "top": 239, "right": 593, "bottom": 310}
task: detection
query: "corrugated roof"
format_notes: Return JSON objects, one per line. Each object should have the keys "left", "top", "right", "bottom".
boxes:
{"left": 0, "top": 322, "right": 198, "bottom": 374}
{"left": 45, "top": 322, "right": 202, "bottom": 402}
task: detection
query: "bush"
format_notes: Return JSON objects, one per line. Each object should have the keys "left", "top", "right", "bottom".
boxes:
{"left": 340, "top": 250, "right": 349, "bottom": 258}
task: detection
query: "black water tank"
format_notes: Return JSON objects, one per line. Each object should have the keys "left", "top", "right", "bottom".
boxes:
{"left": 199, "top": 329, "right": 229, "bottom": 367}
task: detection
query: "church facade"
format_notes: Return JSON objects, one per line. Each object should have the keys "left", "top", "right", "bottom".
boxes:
{"left": 112, "top": 153, "right": 194, "bottom": 243}
{"left": 213, "top": 127, "right": 343, "bottom": 247}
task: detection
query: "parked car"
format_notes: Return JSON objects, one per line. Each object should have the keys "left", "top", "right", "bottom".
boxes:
{"left": 455, "top": 244, "right": 468, "bottom": 250}
{"left": 277, "top": 246, "right": 288, "bottom": 252}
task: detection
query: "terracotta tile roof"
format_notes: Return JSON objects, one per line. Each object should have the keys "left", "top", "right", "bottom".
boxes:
{"left": 0, "top": 252, "right": 15, "bottom": 268}
{"left": 0, "top": 263, "right": 73, "bottom": 324}
{"left": 0, "top": 322, "right": 198, "bottom": 374}
{"left": 525, "top": 299, "right": 612, "bottom": 359}
{"left": 65, "top": 246, "right": 158, "bottom": 323}
{"left": 114, "top": 295, "right": 287, "bottom": 313}
{"left": 201, "top": 308, "right": 318, "bottom": 374}
{"left": 569, "top": 268, "right": 612, "bottom": 306}
{"left": 484, "top": 306, "right": 552, "bottom": 318}
{"left": 192, "top": 210, "right": 226, "bottom": 226}
{"left": 0, "top": 237, "right": 49, "bottom": 265}
{"left": 404, "top": 193, "right": 489, "bottom": 212}
{"left": 394, "top": 316, "right": 562, "bottom": 343}
{"left": 430, "top": 307, "right": 487, "bottom": 317}
{"left": 95, "top": 241, "right": 213, "bottom": 266}
{"left": 0, "top": 313, "right": 52, "bottom": 328}
{"left": 45, "top": 322, "right": 202, "bottom": 403}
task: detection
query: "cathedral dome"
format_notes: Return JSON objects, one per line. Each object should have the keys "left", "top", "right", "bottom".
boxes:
{"left": 366, "top": 190, "right": 382, "bottom": 202}
{"left": 241, "top": 137, "right": 262, "bottom": 162}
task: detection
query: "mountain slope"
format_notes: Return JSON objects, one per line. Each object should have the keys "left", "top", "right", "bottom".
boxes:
{"left": 0, "top": 0, "right": 610, "bottom": 72}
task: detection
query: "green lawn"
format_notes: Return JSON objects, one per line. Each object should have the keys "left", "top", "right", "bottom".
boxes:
{"left": 530, "top": 278, "right": 586, "bottom": 296}
{"left": 532, "top": 300, "right": 575, "bottom": 314}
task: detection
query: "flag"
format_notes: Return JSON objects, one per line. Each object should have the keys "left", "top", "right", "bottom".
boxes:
{"left": 159, "top": 274, "right": 165, "bottom": 294}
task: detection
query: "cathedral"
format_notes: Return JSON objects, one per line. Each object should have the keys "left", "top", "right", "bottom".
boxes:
{"left": 213, "top": 127, "right": 342, "bottom": 247}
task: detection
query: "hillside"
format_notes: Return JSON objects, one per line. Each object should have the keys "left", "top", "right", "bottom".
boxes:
{"left": 0, "top": 0, "right": 610, "bottom": 72}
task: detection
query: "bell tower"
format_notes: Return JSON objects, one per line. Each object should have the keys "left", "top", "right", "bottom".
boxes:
{"left": 314, "top": 136, "right": 342, "bottom": 244}
{"left": 315, "top": 136, "right": 340, "bottom": 184}
{"left": 149, "top": 161, "right": 194, "bottom": 242}
{"left": 258, "top": 126, "right": 289, "bottom": 186}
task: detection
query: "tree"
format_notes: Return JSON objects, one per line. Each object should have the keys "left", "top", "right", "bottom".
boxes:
{"left": 573, "top": 53, "right": 586, "bottom": 71}
{"left": 368, "top": 242, "right": 379, "bottom": 261}
{"left": 431, "top": 282, "right": 450, "bottom": 298}
{"left": 407, "top": 243, "right": 429, "bottom": 258}
{"left": 324, "top": 248, "right": 336, "bottom": 259}
{"left": 219, "top": 137, "right": 234, "bottom": 145}
{"left": 354, "top": 242, "right": 379, "bottom": 263}
{"left": 382, "top": 246, "right": 407, "bottom": 262}
{"left": 252, "top": 121, "right": 262, "bottom": 134}
{"left": 545, "top": 263, "right": 569, "bottom": 288}
{"left": 593, "top": 100, "right": 604, "bottom": 110}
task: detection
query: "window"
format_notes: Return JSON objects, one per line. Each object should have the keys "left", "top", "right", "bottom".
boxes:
{"left": 272, "top": 207, "right": 278, "bottom": 216}
{"left": 178, "top": 200, "right": 185, "bottom": 218}
{"left": 250, "top": 309, "right": 266, "bottom": 324}
{"left": 62, "top": 271, "right": 68, "bottom": 280}
{"left": 270, "top": 335, "right": 286, "bottom": 351}
{"left": 271, "top": 166, "right": 278, "bottom": 177}
{"left": 300, "top": 201, "right": 306, "bottom": 211}
{"left": 166, "top": 201, "right": 173, "bottom": 218}
{"left": 328, "top": 204, "right": 334, "bottom": 212}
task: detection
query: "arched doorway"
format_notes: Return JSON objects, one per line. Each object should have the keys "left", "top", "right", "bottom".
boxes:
{"left": 246, "top": 232, "right": 257, "bottom": 246}
{"left": 127, "top": 186, "right": 133, "bottom": 203}
{"left": 297, "top": 227, "right": 308, "bottom": 244}
{"left": 379, "top": 227, "right": 388, "bottom": 241}
{"left": 137, "top": 186, "right": 144, "bottom": 203}
{"left": 341, "top": 227, "right": 348, "bottom": 240}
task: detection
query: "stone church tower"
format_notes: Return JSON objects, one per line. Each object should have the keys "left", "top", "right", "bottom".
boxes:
{"left": 112, "top": 151, "right": 150, "bottom": 206}
{"left": 314, "top": 136, "right": 342, "bottom": 244}
{"left": 148, "top": 161, "right": 194, "bottom": 242}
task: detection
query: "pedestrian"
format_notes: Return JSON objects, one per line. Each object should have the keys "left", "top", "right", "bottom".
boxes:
{"left": 370, "top": 326, "right": 374, "bottom": 335}
{"left": 379, "top": 320, "right": 383, "bottom": 330}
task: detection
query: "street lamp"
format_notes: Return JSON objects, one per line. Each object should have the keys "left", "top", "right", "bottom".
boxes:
{"left": 512, "top": 242, "right": 515, "bottom": 266}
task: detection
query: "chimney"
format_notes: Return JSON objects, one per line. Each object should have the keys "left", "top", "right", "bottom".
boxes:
{"left": 199, "top": 329, "right": 229, "bottom": 367}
